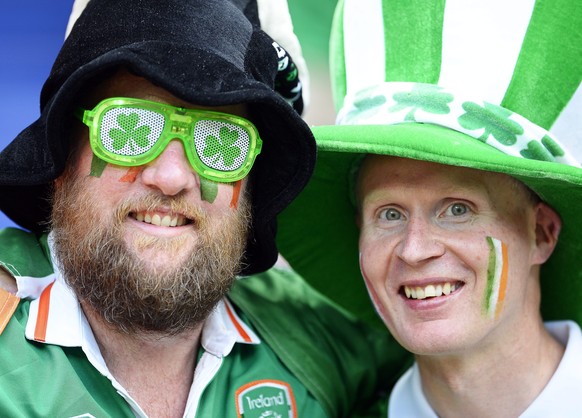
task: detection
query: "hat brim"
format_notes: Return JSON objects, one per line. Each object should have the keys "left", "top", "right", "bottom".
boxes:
{"left": 0, "top": 41, "right": 315, "bottom": 276}
{"left": 277, "top": 123, "right": 582, "bottom": 327}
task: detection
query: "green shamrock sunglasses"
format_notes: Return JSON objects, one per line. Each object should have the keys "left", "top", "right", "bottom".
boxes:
{"left": 76, "top": 97, "right": 263, "bottom": 182}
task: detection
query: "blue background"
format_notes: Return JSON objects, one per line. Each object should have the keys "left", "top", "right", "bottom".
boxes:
{"left": 0, "top": 1, "right": 73, "bottom": 228}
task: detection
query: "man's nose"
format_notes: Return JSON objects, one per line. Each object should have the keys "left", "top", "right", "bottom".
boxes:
{"left": 140, "top": 140, "right": 197, "bottom": 196}
{"left": 396, "top": 217, "right": 446, "bottom": 265}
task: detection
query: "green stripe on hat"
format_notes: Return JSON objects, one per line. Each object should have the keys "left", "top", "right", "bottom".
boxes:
{"left": 383, "top": 0, "right": 445, "bottom": 83}
{"left": 502, "top": 0, "right": 582, "bottom": 129}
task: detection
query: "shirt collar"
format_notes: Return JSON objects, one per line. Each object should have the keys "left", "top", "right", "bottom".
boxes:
{"left": 25, "top": 276, "right": 260, "bottom": 349}
{"left": 389, "top": 320, "right": 582, "bottom": 417}
{"left": 25, "top": 233, "right": 260, "bottom": 350}
{"left": 25, "top": 236, "right": 261, "bottom": 352}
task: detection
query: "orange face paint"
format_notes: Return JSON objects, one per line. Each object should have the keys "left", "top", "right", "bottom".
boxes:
{"left": 119, "top": 166, "right": 143, "bottom": 183}
{"left": 483, "top": 237, "right": 509, "bottom": 320}
{"left": 230, "top": 180, "right": 243, "bottom": 209}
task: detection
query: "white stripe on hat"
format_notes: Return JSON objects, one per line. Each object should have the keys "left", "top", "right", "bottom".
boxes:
{"left": 343, "top": 0, "right": 386, "bottom": 99}
{"left": 439, "top": 0, "right": 536, "bottom": 104}
{"left": 65, "top": 0, "right": 90, "bottom": 38}
{"left": 552, "top": 83, "right": 582, "bottom": 162}
{"left": 257, "top": 0, "right": 311, "bottom": 108}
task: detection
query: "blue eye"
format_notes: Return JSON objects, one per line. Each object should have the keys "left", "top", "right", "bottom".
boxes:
{"left": 448, "top": 203, "right": 469, "bottom": 216}
{"left": 381, "top": 208, "right": 402, "bottom": 221}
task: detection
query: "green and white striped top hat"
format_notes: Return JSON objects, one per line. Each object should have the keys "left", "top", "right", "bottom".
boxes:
{"left": 277, "top": 0, "right": 582, "bottom": 328}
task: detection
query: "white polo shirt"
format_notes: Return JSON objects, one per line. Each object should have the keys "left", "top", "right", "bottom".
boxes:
{"left": 389, "top": 320, "right": 582, "bottom": 417}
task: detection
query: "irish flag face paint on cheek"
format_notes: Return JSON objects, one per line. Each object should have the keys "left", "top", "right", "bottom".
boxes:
{"left": 483, "top": 237, "right": 509, "bottom": 320}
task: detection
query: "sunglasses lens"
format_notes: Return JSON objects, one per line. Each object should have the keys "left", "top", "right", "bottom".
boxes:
{"left": 99, "top": 108, "right": 165, "bottom": 156}
{"left": 194, "top": 120, "right": 251, "bottom": 172}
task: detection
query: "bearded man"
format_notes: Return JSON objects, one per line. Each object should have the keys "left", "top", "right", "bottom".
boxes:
{"left": 0, "top": 0, "right": 397, "bottom": 417}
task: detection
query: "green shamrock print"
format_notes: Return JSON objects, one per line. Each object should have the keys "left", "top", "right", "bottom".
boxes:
{"left": 344, "top": 93, "right": 387, "bottom": 123}
{"left": 458, "top": 102, "right": 523, "bottom": 145}
{"left": 203, "top": 126, "right": 241, "bottom": 168}
{"left": 109, "top": 113, "right": 151, "bottom": 152}
{"left": 390, "top": 84, "right": 453, "bottom": 121}
{"left": 541, "top": 135, "right": 565, "bottom": 157}
{"left": 520, "top": 135, "right": 565, "bottom": 162}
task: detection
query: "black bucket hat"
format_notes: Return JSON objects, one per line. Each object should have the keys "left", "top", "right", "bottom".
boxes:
{"left": 0, "top": 0, "right": 316, "bottom": 275}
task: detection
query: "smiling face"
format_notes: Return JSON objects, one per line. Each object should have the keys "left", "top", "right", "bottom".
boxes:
{"left": 357, "top": 156, "right": 560, "bottom": 356}
{"left": 50, "top": 70, "right": 252, "bottom": 334}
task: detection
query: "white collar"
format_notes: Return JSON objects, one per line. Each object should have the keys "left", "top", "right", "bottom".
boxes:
{"left": 24, "top": 274, "right": 260, "bottom": 350}
{"left": 389, "top": 320, "right": 582, "bottom": 417}
{"left": 20, "top": 234, "right": 261, "bottom": 418}
{"left": 23, "top": 232, "right": 260, "bottom": 352}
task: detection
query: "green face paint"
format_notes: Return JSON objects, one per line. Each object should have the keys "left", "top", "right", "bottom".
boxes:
{"left": 200, "top": 177, "right": 218, "bottom": 203}
{"left": 90, "top": 154, "right": 107, "bottom": 177}
{"left": 483, "top": 237, "right": 508, "bottom": 319}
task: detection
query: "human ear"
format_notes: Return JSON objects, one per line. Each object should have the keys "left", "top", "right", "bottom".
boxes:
{"left": 532, "top": 202, "right": 562, "bottom": 265}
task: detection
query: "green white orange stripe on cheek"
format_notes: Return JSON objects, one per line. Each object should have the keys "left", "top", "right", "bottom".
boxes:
{"left": 483, "top": 237, "right": 509, "bottom": 320}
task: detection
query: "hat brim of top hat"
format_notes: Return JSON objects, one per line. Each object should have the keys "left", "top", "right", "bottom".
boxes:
{"left": 277, "top": 123, "right": 582, "bottom": 327}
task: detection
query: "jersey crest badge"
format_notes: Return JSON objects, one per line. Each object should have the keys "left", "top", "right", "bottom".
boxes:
{"left": 235, "top": 379, "right": 297, "bottom": 418}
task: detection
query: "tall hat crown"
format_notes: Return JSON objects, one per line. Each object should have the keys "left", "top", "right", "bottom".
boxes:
{"left": 331, "top": 0, "right": 582, "bottom": 164}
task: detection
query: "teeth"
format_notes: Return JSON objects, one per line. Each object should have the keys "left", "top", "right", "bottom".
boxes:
{"left": 424, "top": 285, "right": 436, "bottom": 297}
{"left": 404, "top": 282, "right": 459, "bottom": 300}
{"left": 443, "top": 282, "right": 451, "bottom": 295}
{"left": 134, "top": 212, "right": 186, "bottom": 227}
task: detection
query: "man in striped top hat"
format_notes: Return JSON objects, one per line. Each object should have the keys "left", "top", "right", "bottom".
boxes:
{"left": 278, "top": 0, "right": 582, "bottom": 415}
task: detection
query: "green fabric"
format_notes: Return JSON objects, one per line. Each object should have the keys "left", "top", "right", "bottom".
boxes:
{"left": 194, "top": 309, "right": 327, "bottom": 417}
{"left": 0, "top": 228, "right": 409, "bottom": 417}
{"left": 277, "top": 123, "right": 582, "bottom": 329}
{"left": 0, "top": 307, "right": 135, "bottom": 416}
{"left": 231, "top": 269, "right": 411, "bottom": 417}
{"left": 383, "top": 0, "right": 445, "bottom": 83}
{"left": 0, "top": 228, "right": 52, "bottom": 278}
{"left": 502, "top": 0, "right": 582, "bottom": 129}
{"left": 0, "top": 296, "right": 327, "bottom": 417}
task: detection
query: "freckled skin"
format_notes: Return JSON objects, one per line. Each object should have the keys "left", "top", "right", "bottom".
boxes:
{"left": 359, "top": 253, "right": 389, "bottom": 321}
{"left": 356, "top": 155, "right": 557, "bottom": 356}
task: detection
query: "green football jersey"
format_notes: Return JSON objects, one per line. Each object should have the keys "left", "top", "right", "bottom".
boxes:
{"left": 0, "top": 227, "right": 410, "bottom": 417}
